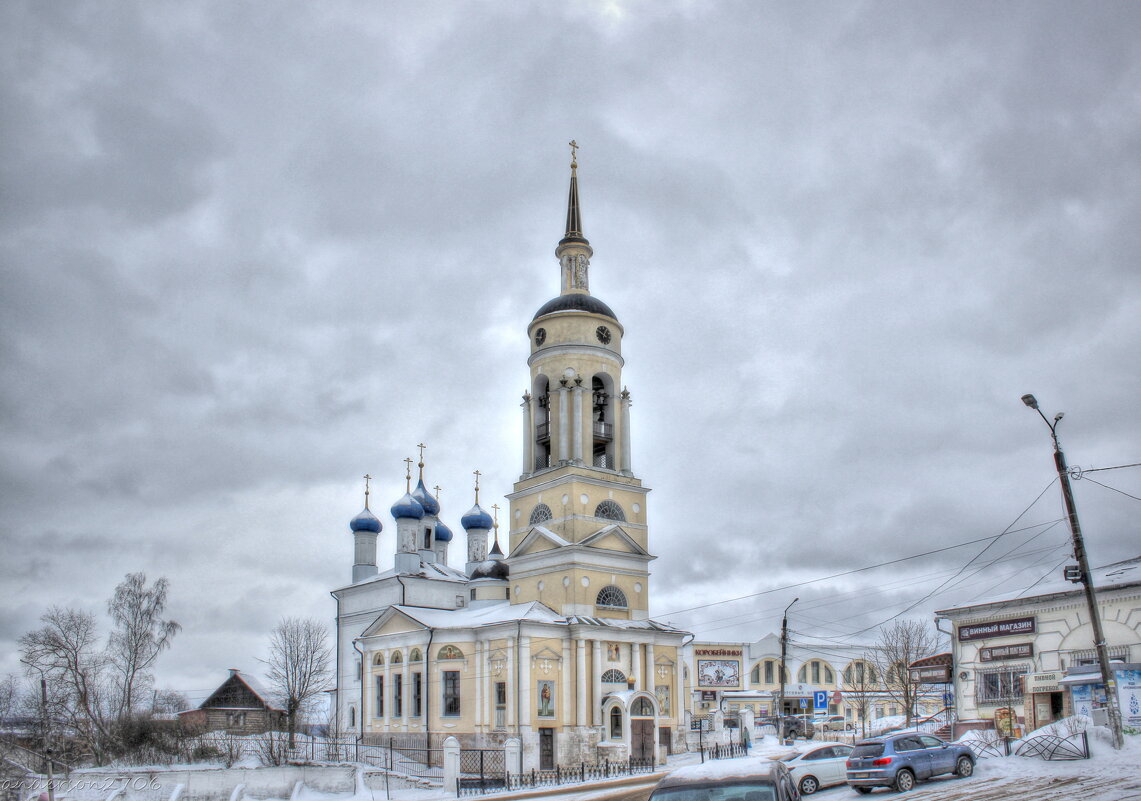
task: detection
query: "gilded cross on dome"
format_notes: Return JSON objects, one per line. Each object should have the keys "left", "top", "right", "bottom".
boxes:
{"left": 569, "top": 139, "right": 578, "bottom": 169}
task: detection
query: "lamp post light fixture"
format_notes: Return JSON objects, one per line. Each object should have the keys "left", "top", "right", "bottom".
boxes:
{"left": 1020, "top": 393, "right": 1124, "bottom": 750}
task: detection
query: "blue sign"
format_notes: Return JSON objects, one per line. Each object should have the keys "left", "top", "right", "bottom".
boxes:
{"left": 813, "top": 691, "right": 828, "bottom": 710}
{"left": 943, "top": 691, "right": 954, "bottom": 706}
{"left": 799, "top": 698, "right": 808, "bottom": 709}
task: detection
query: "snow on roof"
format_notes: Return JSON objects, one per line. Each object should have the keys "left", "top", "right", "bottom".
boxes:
{"left": 936, "top": 555, "right": 1141, "bottom": 615}
{"left": 564, "top": 615, "right": 687, "bottom": 632}
{"left": 392, "top": 601, "right": 564, "bottom": 629}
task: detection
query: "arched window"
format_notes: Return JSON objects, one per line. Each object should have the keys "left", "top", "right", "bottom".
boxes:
{"left": 438, "top": 645, "right": 464, "bottom": 660}
{"left": 609, "top": 707, "right": 623, "bottom": 739}
{"left": 409, "top": 648, "right": 422, "bottom": 662}
{"left": 601, "top": 669, "right": 626, "bottom": 683}
{"left": 529, "top": 504, "right": 553, "bottom": 525}
{"left": 594, "top": 500, "right": 625, "bottom": 521}
{"left": 348, "top": 706, "right": 356, "bottom": 728}
{"left": 391, "top": 651, "right": 403, "bottom": 664}
{"left": 372, "top": 653, "right": 384, "bottom": 666}
{"left": 596, "top": 585, "right": 628, "bottom": 609}
{"left": 632, "top": 698, "right": 654, "bottom": 716}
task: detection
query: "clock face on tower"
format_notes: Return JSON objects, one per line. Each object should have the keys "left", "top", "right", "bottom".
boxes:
{"left": 534, "top": 328, "right": 546, "bottom": 346}
{"left": 596, "top": 325, "right": 612, "bottom": 345}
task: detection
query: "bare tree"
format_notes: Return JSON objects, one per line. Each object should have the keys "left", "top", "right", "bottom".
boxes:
{"left": 107, "top": 573, "right": 181, "bottom": 719}
{"left": 262, "top": 617, "right": 332, "bottom": 748}
{"left": 19, "top": 607, "right": 115, "bottom": 763}
{"left": 870, "top": 620, "right": 939, "bottom": 727}
{"left": 842, "top": 657, "right": 880, "bottom": 738}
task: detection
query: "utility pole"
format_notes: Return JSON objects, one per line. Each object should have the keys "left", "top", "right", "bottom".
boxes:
{"left": 778, "top": 597, "right": 798, "bottom": 726}
{"left": 1021, "top": 394, "right": 1124, "bottom": 750}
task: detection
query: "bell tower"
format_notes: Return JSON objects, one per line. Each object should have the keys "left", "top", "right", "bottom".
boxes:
{"left": 506, "top": 144, "right": 654, "bottom": 620}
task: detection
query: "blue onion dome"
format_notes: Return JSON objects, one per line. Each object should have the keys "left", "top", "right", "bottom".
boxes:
{"left": 434, "top": 520, "right": 453, "bottom": 543}
{"left": 349, "top": 507, "right": 382, "bottom": 533}
{"left": 461, "top": 503, "right": 494, "bottom": 531}
{"left": 412, "top": 479, "right": 440, "bottom": 516}
{"left": 390, "top": 492, "right": 424, "bottom": 520}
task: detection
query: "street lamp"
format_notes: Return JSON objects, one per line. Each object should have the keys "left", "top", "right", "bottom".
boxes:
{"left": 1020, "top": 394, "right": 1124, "bottom": 750}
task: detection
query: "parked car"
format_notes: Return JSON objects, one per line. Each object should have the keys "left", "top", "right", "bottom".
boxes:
{"left": 759, "top": 715, "right": 816, "bottom": 740}
{"left": 846, "top": 733, "right": 975, "bottom": 793}
{"left": 812, "top": 714, "right": 852, "bottom": 732}
{"left": 649, "top": 756, "right": 800, "bottom": 801}
{"left": 779, "top": 742, "right": 854, "bottom": 795}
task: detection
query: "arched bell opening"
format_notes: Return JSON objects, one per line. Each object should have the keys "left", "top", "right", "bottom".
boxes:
{"left": 591, "top": 372, "right": 616, "bottom": 469}
{"left": 533, "top": 374, "right": 552, "bottom": 471}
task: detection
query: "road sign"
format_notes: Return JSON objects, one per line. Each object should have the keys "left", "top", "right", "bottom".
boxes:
{"left": 813, "top": 690, "right": 828, "bottom": 710}
{"left": 799, "top": 698, "right": 808, "bottom": 709}
{"left": 943, "top": 691, "right": 954, "bottom": 706}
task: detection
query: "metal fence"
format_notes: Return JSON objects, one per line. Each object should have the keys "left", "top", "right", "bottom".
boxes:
{"left": 965, "top": 731, "right": 1089, "bottom": 762}
{"left": 458, "top": 757, "right": 656, "bottom": 797}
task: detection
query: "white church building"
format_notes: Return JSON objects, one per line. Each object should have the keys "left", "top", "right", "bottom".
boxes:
{"left": 330, "top": 152, "right": 689, "bottom": 770}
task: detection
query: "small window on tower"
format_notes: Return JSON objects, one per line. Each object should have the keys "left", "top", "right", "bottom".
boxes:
{"left": 594, "top": 500, "right": 625, "bottom": 521}
{"left": 529, "top": 504, "right": 553, "bottom": 525}
{"left": 596, "top": 585, "right": 628, "bottom": 609}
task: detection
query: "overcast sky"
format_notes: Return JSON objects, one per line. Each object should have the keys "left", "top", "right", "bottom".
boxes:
{"left": 3, "top": 1, "right": 1139, "bottom": 703}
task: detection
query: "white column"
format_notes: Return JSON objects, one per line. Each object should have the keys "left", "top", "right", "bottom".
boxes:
{"left": 401, "top": 657, "right": 409, "bottom": 728}
{"left": 620, "top": 390, "right": 632, "bottom": 474}
{"left": 576, "top": 640, "right": 587, "bottom": 727}
{"left": 475, "top": 641, "right": 484, "bottom": 730}
{"left": 592, "top": 639, "right": 603, "bottom": 726}
{"left": 507, "top": 637, "right": 516, "bottom": 729}
{"left": 562, "top": 638, "right": 572, "bottom": 724}
{"left": 572, "top": 384, "right": 584, "bottom": 464}
{"left": 558, "top": 384, "right": 570, "bottom": 462}
{"left": 383, "top": 657, "right": 391, "bottom": 729}
{"left": 647, "top": 644, "right": 656, "bottom": 696}
{"left": 522, "top": 394, "right": 534, "bottom": 474}
{"left": 519, "top": 635, "right": 532, "bottom": 731}
{"left": 632, "top": 642, "right": 642, "bottom": 691}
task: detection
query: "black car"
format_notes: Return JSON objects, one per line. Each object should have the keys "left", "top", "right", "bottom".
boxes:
{"left": 650, "top": 756, "right": 801, "bottom": 801}
{"left": 758, "top": 715, "right": 816, "bottom": 740}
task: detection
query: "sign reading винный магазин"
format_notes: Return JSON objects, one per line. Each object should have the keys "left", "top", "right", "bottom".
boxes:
{"left": 957, "top": 617, "right": 1036, "bottom": 642}
{"left": 979, "top": 643, "right": 1034, "bottom": 662}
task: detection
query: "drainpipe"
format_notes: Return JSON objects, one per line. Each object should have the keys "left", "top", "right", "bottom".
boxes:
{"left": 397, "top": 576, "right": 408, "bottom": 606}
{"left": 516, "top": 620, "right": 523, "bottom": 773}
{"left": 424, "top": 628, "right": 434, "bottom": 743}
{"left": 330, "top": 592, "right": 341, "bottom": 735}
{"left": 352, "top": 638, "right": 365, "bottom": 741}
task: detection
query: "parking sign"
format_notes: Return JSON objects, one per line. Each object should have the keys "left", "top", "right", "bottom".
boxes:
{"left": 813, "top": 690, "right": 828, "bottom": 710}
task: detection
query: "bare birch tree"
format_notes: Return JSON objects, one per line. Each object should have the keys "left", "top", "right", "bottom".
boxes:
{"left": 107, "top": 573, "right": 181, "bottom": 718}
{"left": 19, "top": 607, "right": 115, "bottom": 763}
{"left": 871, "top": 620, "right": 938, "bottom": 727}
{"left": 842, "top": 656, "right": 880, "bottom": 738}
{"left": 263, "top": 617, "right": 332, "bottom": 748}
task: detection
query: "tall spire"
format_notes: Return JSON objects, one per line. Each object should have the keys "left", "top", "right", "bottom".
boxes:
{"left": 560, "top": 140, "right": 588, "bottom": 247}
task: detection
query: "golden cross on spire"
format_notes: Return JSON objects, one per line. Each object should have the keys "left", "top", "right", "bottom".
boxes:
{"left": 417, "top": 442, "right": 426, "bottom": 477}
{"left": 363, "top": 474, "right": 372, "bottom": 508}
{"left": 434, "top": 484, "right": 442, "bottom": 499}
{"left": 473, "top": 469, "right": 482, "bottom": 503}
{"left": 569, "top": 139, "right": 578, "bottom": 169}
{"left": 404, "top": 457, "right": 413, "bottom": 492}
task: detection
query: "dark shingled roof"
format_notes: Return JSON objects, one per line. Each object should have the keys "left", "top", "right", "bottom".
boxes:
{"left": 533, "top": 293, "right": 618, "bottom": 322}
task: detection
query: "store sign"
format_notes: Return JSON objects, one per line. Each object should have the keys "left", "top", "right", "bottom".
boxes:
{"left": 979, "top": 643, "right": 1034, "bottom": 662}
{"left": 958, "top": 616, "right": 1036, "bottom": 642}
{"left": 695, "top": 648, "right": 742, "bottom": 657}
{"left": 701, "top": 691, "right": 718, "bottom": 701}
{"left": 909, "top": 665, "right": 953, "bottom": 684}
{"left": 1024, "top": 671, "right": 1062, "bottom": 693}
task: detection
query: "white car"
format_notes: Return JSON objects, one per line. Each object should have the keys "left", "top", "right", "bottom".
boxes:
{"left": 778, "top": 742, "right": 855, "bottom": 796}
{"left": 814, "top": 714, "right": 853, "bottom": 732}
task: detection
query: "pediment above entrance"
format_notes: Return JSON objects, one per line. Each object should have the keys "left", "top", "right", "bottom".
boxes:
{"left": 361, "top": 607, "right": 428, "bottom": 638}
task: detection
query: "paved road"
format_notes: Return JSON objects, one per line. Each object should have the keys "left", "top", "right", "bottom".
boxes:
{"left": 578, "top": 771, "right": 1141, "bottom": 801}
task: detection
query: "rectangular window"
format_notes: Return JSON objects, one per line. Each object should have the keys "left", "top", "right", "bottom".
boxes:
{"left": 812, "top": 662, "right": 820, "bottom": 683}
{"left": 495, "top": 681, "right": 507, "bottom": 729}
{"left": 394, "top": 674, "right": 403, "bottom": 717}
{"left": 443, "top": 670, "right": 461, "bottom": 716}
{"left": 976, "top": 666, "right": 1027, "bottom": 705}
{"left": 765, "top": 662, "right": 774, "bottom": 684}
{"left": 412, "top": 672, "right": 423, "bottom": 716}
{"left": 374, "top": 675, "right": 384, "bottom": 717}
{"left": 825, "top": 666, "right": 834, "bottom": 683}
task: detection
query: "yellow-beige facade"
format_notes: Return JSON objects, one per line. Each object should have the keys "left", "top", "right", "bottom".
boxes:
{"left": 330, "top": 155, "right": 688, "bottom": 770}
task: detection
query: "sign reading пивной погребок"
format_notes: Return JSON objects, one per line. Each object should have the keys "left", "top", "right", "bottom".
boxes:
{"left": 957, "top": 616, "right": 1036, "bottom": 642}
